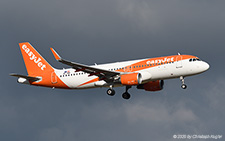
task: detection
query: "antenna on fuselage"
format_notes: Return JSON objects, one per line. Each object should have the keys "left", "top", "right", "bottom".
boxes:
{"left": 178, "top": 52, "right": 181, "bottom": 55}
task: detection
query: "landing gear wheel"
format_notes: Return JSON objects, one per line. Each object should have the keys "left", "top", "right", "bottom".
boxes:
{"left": 107, "top": 89, "right": 115, "bottom": 96}
{"left": 122, "top": 92, "right": 131, "bottom": 99}
{"left": 181, "top": 84, "right": 187, "bottom": 89}
{"left": 180, "top": 76, "right": 187, "bottom": 90}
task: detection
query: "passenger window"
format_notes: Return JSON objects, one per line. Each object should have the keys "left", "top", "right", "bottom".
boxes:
{"left": 193, "top": 58, "right": 196, "bottom": 61}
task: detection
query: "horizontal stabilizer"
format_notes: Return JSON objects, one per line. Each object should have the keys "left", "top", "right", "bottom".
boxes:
{"left": 10, "top": 73, "right": 41, "bottom": 82}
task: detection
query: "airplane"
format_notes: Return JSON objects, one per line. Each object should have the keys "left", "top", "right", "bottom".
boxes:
{"left": 10, "top": 42, "right": 210, "bottom": 99}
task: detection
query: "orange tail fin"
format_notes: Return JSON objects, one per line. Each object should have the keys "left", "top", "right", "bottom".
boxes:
{"left": 18, "top": 42, "right": 69, "bottom": 88}
{"left": 19, "top": 42, "right": 54, "bottom": 76}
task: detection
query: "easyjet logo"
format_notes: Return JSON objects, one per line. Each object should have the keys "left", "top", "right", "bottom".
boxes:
{"left": 146, "top": 57, "right": 174, "bottom": 65}
{"left": 22, "top": 44, "right": 46, "bottom": 70}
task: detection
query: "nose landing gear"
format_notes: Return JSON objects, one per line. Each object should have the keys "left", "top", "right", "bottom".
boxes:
{"left": 180, "top": 76, "right": 187, "bottom": 89}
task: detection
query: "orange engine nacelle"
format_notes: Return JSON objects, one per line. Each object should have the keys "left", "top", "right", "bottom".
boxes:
{"left": 120, "top": 73, "right": 142, "bottom": 85}
{"left": 137, "top": 80, "right": 164, "bottom": 91}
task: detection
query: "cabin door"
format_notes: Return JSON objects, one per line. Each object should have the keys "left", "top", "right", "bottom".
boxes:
{"left": 176, "top": 56, "right": 183, "bottom": 68}
{"left": 51, "top": 72, "right": 57, "bottom": 84}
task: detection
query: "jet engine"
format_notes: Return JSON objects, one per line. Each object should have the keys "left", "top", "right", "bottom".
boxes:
{"left": 120, "top": 73, "right": 142, "bottom": 85}
{"left": 137, "top": 80, "right": 164, "bottom": 91}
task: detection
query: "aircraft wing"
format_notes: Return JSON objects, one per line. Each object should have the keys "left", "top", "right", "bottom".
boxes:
{"left": 50, "top": 48, "right": 121, "bottom": 81}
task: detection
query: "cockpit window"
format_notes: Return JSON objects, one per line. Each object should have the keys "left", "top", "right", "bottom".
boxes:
{"left": 189, "top": 58, "right": 201, "bottom": 62}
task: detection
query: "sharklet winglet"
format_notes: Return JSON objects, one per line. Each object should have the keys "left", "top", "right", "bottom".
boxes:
{"left": 50, "top": 48, "right": 61, "bottom": 61}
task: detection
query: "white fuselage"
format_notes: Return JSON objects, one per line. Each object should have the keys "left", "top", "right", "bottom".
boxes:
{"left": 54, "top": 56, "right": 209, "bottom": 89}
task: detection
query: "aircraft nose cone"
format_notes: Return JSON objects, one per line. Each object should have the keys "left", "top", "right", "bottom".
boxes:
{"left": 202, "top": 62, "right": 210, "bottom": 72}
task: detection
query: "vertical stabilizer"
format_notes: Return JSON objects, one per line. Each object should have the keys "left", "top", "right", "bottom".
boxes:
{"left": 19, "top": 42, "right": 54, "bottom": 76}
{"left": 18, "top": 42, "right": 69, "bottom": 88}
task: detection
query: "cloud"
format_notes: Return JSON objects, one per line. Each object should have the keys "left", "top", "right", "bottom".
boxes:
{"left": 206, "top": 78, "right": 225, "bottom": 110}
{"left": 1, "top": 0, "right": 225, "bottom": 140}
{"left": 116, "top": 0, "right": 161, "bottom": 32}
{"left": 29, "top": 96, "right": 201, "bottom": 141}
{"left": 39, "top": 127, "right": 64, "bottom": 141}
{"left": 124, "top": 100, "right": 197, "bottom": 123}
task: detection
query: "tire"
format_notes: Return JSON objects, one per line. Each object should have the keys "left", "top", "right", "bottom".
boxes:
{"left": 181, "top": 84, "right": 187, "bottom": 89}
{"left": 122, "top": 92, "right": 131, "bottom": 99}
{"left": 107, "top": 89, "right": 115, "bottom": 96}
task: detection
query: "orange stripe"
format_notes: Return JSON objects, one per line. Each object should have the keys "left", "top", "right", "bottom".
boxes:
{"left": 78, "top": 78, "right": 99, "bottom": 87}
{"left": 115, "top": 55, "right": 195, "bottom": 72}
{"left": 30, "top": 71, "right": 70, "bottom": 89}
{"left": 78, "top": 55, "right": 195, "bottom": 87}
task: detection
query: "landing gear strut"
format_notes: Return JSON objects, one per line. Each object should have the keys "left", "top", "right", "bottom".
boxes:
{"left": 107, "top": 85, "right": 115, "bottom": 96}
{"left": 180, "top": 76, "right": 187, "bottom": 89}
{"left": 122, "top": 86, "right": 131, "bottom": 99}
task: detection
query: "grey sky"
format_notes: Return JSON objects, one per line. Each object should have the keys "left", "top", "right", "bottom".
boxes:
{"left": 1, "top": 0, "right": 225, "bottom": 140}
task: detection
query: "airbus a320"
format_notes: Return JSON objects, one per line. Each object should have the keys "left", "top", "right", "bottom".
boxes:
{"left": 10, "top": 42, "right": 210, "bottom": 99}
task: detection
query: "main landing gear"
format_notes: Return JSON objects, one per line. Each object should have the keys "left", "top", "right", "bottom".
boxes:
{"left": 106, "top": 85, "right": 132, "bottom": 99}
{"left": 107, "top": 85, "right": 115, "bottom": 96}
{"left": 180, "top": 76, "right": 187, "bottom": 89}
{"left": 122, "top": 86, "right": 131, "bottom": 100}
